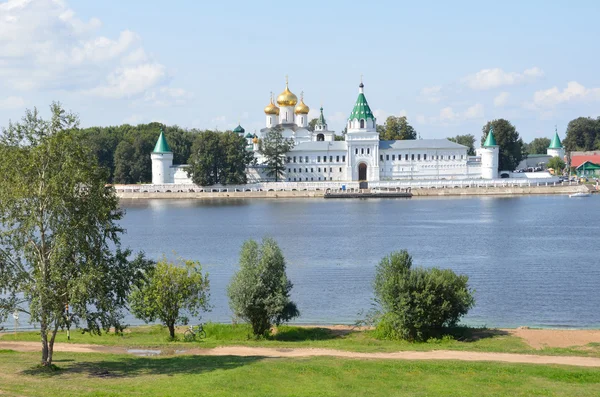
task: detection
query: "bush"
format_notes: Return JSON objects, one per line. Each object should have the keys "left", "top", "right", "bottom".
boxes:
{"left": 228, "top": 238, "right": 299, "bottom": 337}
{"left": 129, "top": 257, "right": 210, "bottom": 339}
{"left": 373, "top": 250, "right": 475, "bottom": 341}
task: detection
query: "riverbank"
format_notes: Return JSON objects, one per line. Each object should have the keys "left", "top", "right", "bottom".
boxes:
{"left": 115, "top": 183, "right": 592, "bottom": 199}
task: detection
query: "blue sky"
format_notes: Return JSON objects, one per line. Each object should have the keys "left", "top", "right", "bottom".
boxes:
{"left": 1, "top": 0, "right": 599, "bottom": 144}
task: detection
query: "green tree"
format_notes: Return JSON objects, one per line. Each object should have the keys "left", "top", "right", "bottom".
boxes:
{"left": 131, "top": 135, "right": 154, "bottom": 183}
{"left": 258, "top": 126, "right": 294, "bottom": 182}
{"left": 526, "top": 137, "right": 551, "bottom": 155}
{"left": 373, "top": 250, "right": 475, "bottom": 342}
{"left": 380, "top": 116, "right": 417, "bottom": 140}
{"left": 186, "top": 130, "right": 252, "bottom": 186}
{"left": 547, "top": 156, "right": 566, "bottom": 174}
{"left": 308, "top": 118, "right": 318, "bottom": 132}
{"left": 219, "top": 131, "right": 254, "bottom": 185}
{"left": 130, "top": 258, "right": 210, "bottom": 339}
{"left": 113, "top": 140, "right": 136, "bottom": 184}
{"left": 187, "top": 130, "right": 222, "bottom": 186}
{"left": 0, "top": 103, "right": 152, "bottom": 366}
{"left": 228, "top": 238, "right": 299, "bottom": 337}
{"left": 448, "top": 134, "right": 476, "bottom": 156}
{"left": 481, "top": 119, "right": 526, "bottom": 172}
{"left": 563, "top": 117, "right": 600, "bottom": 152}
{"left": 334, "top": 134, "right": 345, "bottom": 141}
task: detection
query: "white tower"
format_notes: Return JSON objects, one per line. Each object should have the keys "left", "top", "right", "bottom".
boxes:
{"left": 345, "top": 81, "right": 380, "bottom": 182}
{"left": 294, "top": 92, "right": 309, "bottom": 128}
{"left": 151, "top": 130, "right": 173, "bottom": 184}
{"left": 264, "top": 93, "right": 279, "bottom": 128}
{"left": 547, "top": 127, "right": 565, "bottom": 159}
{"left": 479, "top": 126, "right": 499, "bottom": 179}
{"left": 277, "top": 76, "right": 297, "bottom": 124}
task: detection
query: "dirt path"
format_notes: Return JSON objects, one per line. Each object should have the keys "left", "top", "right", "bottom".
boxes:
{"left": 2, "top": 341, "right": 600, "bottom": 368}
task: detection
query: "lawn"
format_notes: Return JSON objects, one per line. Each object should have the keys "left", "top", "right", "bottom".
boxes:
{"left": 0, "top": 349, "right": 599, "bottom": 396}
{"left": 3, "top": 324, "right": 600, "bottom": 358}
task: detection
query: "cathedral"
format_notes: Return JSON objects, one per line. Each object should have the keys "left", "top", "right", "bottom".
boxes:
{"left": 151, "top": 79, "right": 504, "bottom": 185}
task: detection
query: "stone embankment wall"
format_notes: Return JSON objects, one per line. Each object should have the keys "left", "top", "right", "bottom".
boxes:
{"left": 116, "top": 184, "right": 591, "bottom": 199}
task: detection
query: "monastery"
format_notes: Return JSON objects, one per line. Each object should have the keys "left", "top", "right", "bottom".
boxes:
{"left": 150, "top": 80, "right": 563, "bottom": 186}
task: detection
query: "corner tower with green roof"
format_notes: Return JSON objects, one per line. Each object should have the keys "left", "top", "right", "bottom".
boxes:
{"left": 151, "top": 129, "right": 174, "bottom": 184}
{"left": 547, "top": 127, "right": 565, "bottom": 159}
{"left": 479, "top": 125, "right": 499, "bottom": 179}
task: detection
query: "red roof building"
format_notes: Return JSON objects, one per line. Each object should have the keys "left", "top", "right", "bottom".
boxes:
{"left": 570, "top": 152, "right": 600, "bottom": 168}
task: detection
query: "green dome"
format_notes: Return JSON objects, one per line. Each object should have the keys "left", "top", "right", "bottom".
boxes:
{"left": 244, "top": 133, "right": 254, "bottom": 139}
{"left": 233, "top": 124, "right": 245, "bottom": 134}
{"left": 153, "top": 130, "right": 171, "bottom": 153}
{"left": 549, "top": 130, "right": 563, "bottom": 149}
{"left": 483, "top": 126, "right": 497, "bottom": 147}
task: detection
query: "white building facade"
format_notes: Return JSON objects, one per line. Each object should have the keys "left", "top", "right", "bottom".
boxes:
{"left": 152, "top": 80, "right": 505, "bottom": 185}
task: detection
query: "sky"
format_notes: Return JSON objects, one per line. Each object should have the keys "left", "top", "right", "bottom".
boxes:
{"left": 1, "top": 0, "right": 599, "bottom": 144}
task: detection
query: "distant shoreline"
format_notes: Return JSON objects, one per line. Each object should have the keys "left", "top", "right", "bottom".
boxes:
{"left": 116, "top": 184, "right": 592, "bottom": 199}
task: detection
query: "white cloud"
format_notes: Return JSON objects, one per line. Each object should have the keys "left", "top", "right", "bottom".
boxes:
{"left": 464, "top": 103, "right": 484, "bottom": 119}
{"left": 0, "top": 95, "right": 25, "bottom": 109}
{"left": 142, "top": 86, "right": 194, "bottom": 106}
{"left": 0, "top": 0, "right": 181, "bottom": 102}
{"left": 416, "top": 114, "right": 427, "bottom": 124}
{"left": 494, "top": 92, "right": 510, "bottom": 107}
{"left": 438, "top": 103, "right": 484, "bottom": 123}
{"left": 462, "top": 67, "right": 544, "bottom": 90}
{"left": 86, "top": 64, "right": 166, "bottom": 98}
{"left": 122, "top": 114, "right": 145, "bottom": 125}
{"left": 373, "top": 109, "right": 388, "bottom": 121}
{"left": 419, "top": 86, "right": 444, "bottom": 103}
{"left": 529, "top": 81, "right": 600, "bottom": 108}
{"left": 439, "top": 107, "right": 456, "bottom": 121}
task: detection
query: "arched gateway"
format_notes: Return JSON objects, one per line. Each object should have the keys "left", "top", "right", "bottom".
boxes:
{"left": 358, "top": 163, "right": 367, "bottom": 181}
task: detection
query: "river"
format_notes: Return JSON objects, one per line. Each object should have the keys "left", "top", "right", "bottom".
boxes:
{"left": 3, "top": 195, "right": 598, "bottom": 331}
{"left": 113, "top": 195, "right": 599, "bottom": 328}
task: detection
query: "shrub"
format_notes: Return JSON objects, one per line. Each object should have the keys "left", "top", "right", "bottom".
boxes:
{"left": 228, "top": 238, "right": 299, "bottom": 337}
{"left": 129, "top": 257, "right": 210, "bottom": 339}
{"left": 373, "top": 250, "right": 475, "bottom": 341}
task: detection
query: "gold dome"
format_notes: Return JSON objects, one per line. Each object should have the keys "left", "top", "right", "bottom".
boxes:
{"left": 264, "top": 94, "right": 280, "bottom": 115}
{"left": 252, "top": 137, "right": 259, "bottom": 144}
{"left": 276, "top": 78, "right": 298, "bottom": 107}
{"left": 294, "top": 92, "right": 309, "bottom": 114}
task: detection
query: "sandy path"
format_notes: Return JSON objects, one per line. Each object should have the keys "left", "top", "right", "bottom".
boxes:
{"left": 2, "top": 341, "right": 600, "bottom": 368}
{"left": 507, "top": 328, "right": 600, "bottom": 349}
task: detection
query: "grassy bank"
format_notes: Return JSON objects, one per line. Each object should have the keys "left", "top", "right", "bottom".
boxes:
{"left": 3, "top": 324, "right": 600, "bottom": 357}
{"left": 1, "top": 349, "right": 599, "bottom": 396}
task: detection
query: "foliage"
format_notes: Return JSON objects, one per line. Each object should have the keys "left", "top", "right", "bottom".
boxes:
{"left": 526, "top": 137, "right": 551, "bottom": 155}
{"left": 228, "top": 238, "right": 299, "bottom": 337}
{"left": 481, "top": 119, "right": 526, "bottom": 171}
{"left": 78, "top": 122, "right": 197, "bottom": 184}
{"left": 129, "top": 258, "right": 210, "bottom": 339}
{"left": 563, "top": 117, "right": 600, "bottom": 152}
{"left": 547, "top": 156, "right": 566, "bottom": 174}
{"left": 334, "top": 134, "right": 345, "bottom": 141}
{"left": 373, "top": 250, "right": 475, "bottom": 341}
{"left": 379, "top": 116, "right": 417, "bottom": 140}
{"left": 308, "top": 118, "right": 318, "bottom": 132}
{"left": 186, "top": 130, "right": 253, "bottom": 186}
{"left": 258, "top": 126, "right": 294, "bottom": 182}
{"left": 448, "top": 134, "right": 476, "bottom": 156}
{"left": 0, "top": 103, "right": 152, "bottom": 366}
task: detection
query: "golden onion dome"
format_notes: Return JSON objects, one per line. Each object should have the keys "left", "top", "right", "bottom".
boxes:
{"left": 252, "top": 137, "right": 259, "bottom": 144}
{"left": 264, "top": 93, "right": 279, "bottom": 115}
{"left": 277, "top": 78, "right": 298, "bottom": 107}
{"left": 295, "top": 92, "right": 309, "bottom": 114}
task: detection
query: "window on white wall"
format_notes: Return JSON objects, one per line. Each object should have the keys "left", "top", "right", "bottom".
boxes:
{"left": 360, "top": 119, "right": 365, "bottom": 128}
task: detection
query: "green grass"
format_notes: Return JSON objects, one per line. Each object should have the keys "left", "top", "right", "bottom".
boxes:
{"left": 1, "top": 350, "right": 599, "bottom": 396}
{"left": 4, "top": 323, "right": 600, "bottom": 358}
